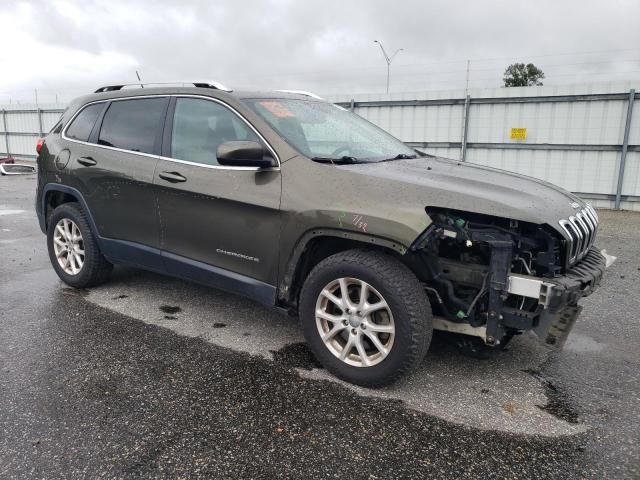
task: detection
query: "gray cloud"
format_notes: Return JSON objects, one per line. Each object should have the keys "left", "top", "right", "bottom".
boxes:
{"left": 1, "top": 0, "right": 639, "bottom": 103}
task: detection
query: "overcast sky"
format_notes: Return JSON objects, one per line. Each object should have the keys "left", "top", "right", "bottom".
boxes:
{"left": 1, "top": 0, "right": 639, "bottom": 103}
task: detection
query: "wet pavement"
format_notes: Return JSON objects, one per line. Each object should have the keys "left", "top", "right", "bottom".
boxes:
{"left": 1, "top": 174, "right": 639, "bottom": 478}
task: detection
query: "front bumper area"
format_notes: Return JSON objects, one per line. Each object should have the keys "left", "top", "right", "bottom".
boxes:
{"left": 486, "top": 247, "right": 607, "bottom": 348}
{"left": 507, "top": 247, "right": 606, "bottom": 308}
{"left": 545, "top": 247, "right": 607, "bottom": 306}
{"left": 533, "top": 248, "right": 606, "bottom": 348}
{"left": 431, "top": 248, "right": 609, "bottom": 348}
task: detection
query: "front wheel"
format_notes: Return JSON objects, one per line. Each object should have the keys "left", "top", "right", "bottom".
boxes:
{"left": 299, "top": 250, "right": 432, "bottom": 387}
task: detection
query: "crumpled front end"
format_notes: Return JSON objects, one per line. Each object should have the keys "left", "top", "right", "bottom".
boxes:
{"left": 405, "top": 206, "right": 612, "bottom": 350}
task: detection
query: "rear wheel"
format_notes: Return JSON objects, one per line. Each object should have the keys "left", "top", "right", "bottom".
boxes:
{"left": 299, "top": 249, "right": 432, "bottom": 387}
{"left": 47, "top": 203, "right": 112, "bottom": 288}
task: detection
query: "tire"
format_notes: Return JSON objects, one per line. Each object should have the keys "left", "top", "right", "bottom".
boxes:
{"left": 299, "top": 249, "right": 432, "bottom": 387}
{"left": 47, "top": 202, "right": 112, "bottom": 288}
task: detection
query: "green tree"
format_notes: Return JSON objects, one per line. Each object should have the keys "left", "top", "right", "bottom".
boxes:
{"left": 503, "top": 63, "right": 545, "bottom": 87}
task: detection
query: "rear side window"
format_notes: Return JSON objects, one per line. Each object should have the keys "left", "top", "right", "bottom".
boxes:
{"left": 65, "top": 104, "right": 103, "bottom": 141}
{"left": 98, "top": 98, "right": 167, "bottom": 154}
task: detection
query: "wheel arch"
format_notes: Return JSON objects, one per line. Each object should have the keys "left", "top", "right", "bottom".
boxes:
{"left": 42, "top": 184, "right": 101, "bottom": 245}
{"left": 278, "top": 228, "right": 411, "bottom": 309}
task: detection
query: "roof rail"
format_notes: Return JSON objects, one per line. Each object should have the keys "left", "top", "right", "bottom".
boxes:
{"left": 276, "top": 89, "right": 324, "bottom": 100}
{"left": 94, "top": 81, "right": 233, "bottom": 93}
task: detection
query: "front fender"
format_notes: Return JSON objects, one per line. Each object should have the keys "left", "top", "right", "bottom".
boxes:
{"left": 277, "top": 227, "right": 415, "bottom": 303}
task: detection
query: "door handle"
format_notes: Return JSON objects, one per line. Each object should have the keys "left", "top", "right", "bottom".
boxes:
{"left": 159, "top": 171, "right": 187, "bottom": 183}
{"left": 77, "top": 156, "right": 97, "bottom": 167}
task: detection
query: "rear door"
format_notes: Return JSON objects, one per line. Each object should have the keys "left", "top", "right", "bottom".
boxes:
{"left": 154, "top": 96, "right": 282, "bottom": 297}
{"left": 65, "top": 96, "right": 169, "bottom": 262}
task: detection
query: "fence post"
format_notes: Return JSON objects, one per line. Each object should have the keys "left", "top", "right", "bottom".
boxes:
{"left": 615, "top": 89, "right": 635, "bottom": 210}
{"left": 37, "top": 108, "right": 44, "bottom": 136}
{"left": 460, "top": 95, "right": 471, "bottom": 161}
{"left": 2, "top": 110, "right": 9, "bottom": 158}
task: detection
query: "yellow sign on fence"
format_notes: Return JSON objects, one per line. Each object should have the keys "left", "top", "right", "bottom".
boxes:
{"left": 510, "top": 127, "right": 527, "bottom": 140}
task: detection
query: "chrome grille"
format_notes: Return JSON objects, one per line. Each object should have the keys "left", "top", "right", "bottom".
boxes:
{"left": 558, "top": 204, "right": 599, "bottom": 264}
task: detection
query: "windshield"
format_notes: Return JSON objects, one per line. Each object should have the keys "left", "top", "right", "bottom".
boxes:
{"left": 242, "top": 98, "right": 416, "bottom": 162}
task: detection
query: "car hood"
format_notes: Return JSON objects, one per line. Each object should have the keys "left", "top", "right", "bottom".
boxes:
{"left": 338, "top": 156, "right": 586, "bottom": 228}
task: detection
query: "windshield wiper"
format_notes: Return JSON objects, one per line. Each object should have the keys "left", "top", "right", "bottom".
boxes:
{"left": 378, "top": 153, "right": 418, "bottom": 162}
{"left": 311, "top": 156, "right": 361, "bottom": 164}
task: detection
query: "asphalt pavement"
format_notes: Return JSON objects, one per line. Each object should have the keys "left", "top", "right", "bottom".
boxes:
{"left": 1, "top": 174, "right": 638, "bottom": 479}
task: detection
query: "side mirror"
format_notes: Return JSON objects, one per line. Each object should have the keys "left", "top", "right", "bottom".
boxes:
{"left": 216, "top": 141, "right": 276, "bottom": 168}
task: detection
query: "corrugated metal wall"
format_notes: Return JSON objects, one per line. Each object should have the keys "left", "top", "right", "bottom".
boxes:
{"left": 328, "top": 82, "right": 640, "bottom": 210}
{"left": 1, "top": 104, "right": 64, "bottom": 162}
{"left": 2, "top": 82, "right": 639, "bottom": 210}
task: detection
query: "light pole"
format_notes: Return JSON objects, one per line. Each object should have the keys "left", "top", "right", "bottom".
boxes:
{"left": 374, "top": 40, "right": 403, "bottom": 94}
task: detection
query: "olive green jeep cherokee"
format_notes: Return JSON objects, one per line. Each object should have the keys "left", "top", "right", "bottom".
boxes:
{"left": 36, "top": 81, "right": 611, "bottom": 386}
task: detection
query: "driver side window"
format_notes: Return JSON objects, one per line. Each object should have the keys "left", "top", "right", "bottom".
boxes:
{"left": 171, "top": 98, "right": 260, "bottom": 166}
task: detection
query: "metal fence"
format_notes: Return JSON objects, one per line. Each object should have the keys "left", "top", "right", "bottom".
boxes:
{"left": 327, "top": 82, "right": 640, "bottom": 211}
{"left": 1, "top": 104, "right": 64, "bottom": 161}
{"left": 2, "top": 82, "right": 640, "bottom": 210}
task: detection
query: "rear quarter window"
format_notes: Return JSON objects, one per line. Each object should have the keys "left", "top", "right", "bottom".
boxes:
{"left": 65, "top": 103, "right": 104, "bottom": 141}
{"left": 98, "top": 98, "right": 167, "bottom": 154}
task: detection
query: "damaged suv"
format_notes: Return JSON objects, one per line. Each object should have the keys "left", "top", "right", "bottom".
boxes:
{"left": 36, "top": 82, "right": 611, "bottom": 386}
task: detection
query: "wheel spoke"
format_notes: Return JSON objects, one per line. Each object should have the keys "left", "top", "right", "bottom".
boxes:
{"left": 363, "top": 330, "right": 387, "bottom": 355}
{"left": 322, "top": 324, "right": 346, "bottom": 342}
{"left": 69, "top": 253, "right": 78, "bottom": 274}
{"left": 55, "top": 225, "right": 66, "bottom": 238}
{"left": 340, "top": 335, "right": 355, "bottom": 360}
{"left": 316, "top": 310, "right": 344, "bottom": 324}
{"left": 362, "top": 300, "right": 388, "bottom": 316}
{"left": 63, "top": 220, "right": 72, "bottom": 239}
{"left": 54, "top": 237, "right": 66, "bottom": 247}
{"left": 354, "top": 333, "right": 371, "bottom": 366}
{"left": 338, "top": 278, "right": 355, "bottom": 310}
{"left": 71, "top": 223, "right": 80, "bottom": 241}
{"left": 358, "top": 280, "right": 369, "bottom": 309}
{"left": 366, "top": 322, "right": 393, "bottom": 334}
{"left": 321, "top": 289, "right": 344, "bottom": 310}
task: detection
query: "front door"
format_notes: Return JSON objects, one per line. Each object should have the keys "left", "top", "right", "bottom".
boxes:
{"left": 154, "top": 97, "right": 282, "bottom": 300}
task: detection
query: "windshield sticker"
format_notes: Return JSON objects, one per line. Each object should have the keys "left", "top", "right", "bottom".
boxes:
{"left": 259, "top": 101, "right": 295, "bottom": 118}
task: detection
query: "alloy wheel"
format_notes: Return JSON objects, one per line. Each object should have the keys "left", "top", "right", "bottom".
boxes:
{"left": 52, "top": 218, "right": 85, "bottom": 275}
{"left": 315, "top": 277, "right": 395, "bottom": 367}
